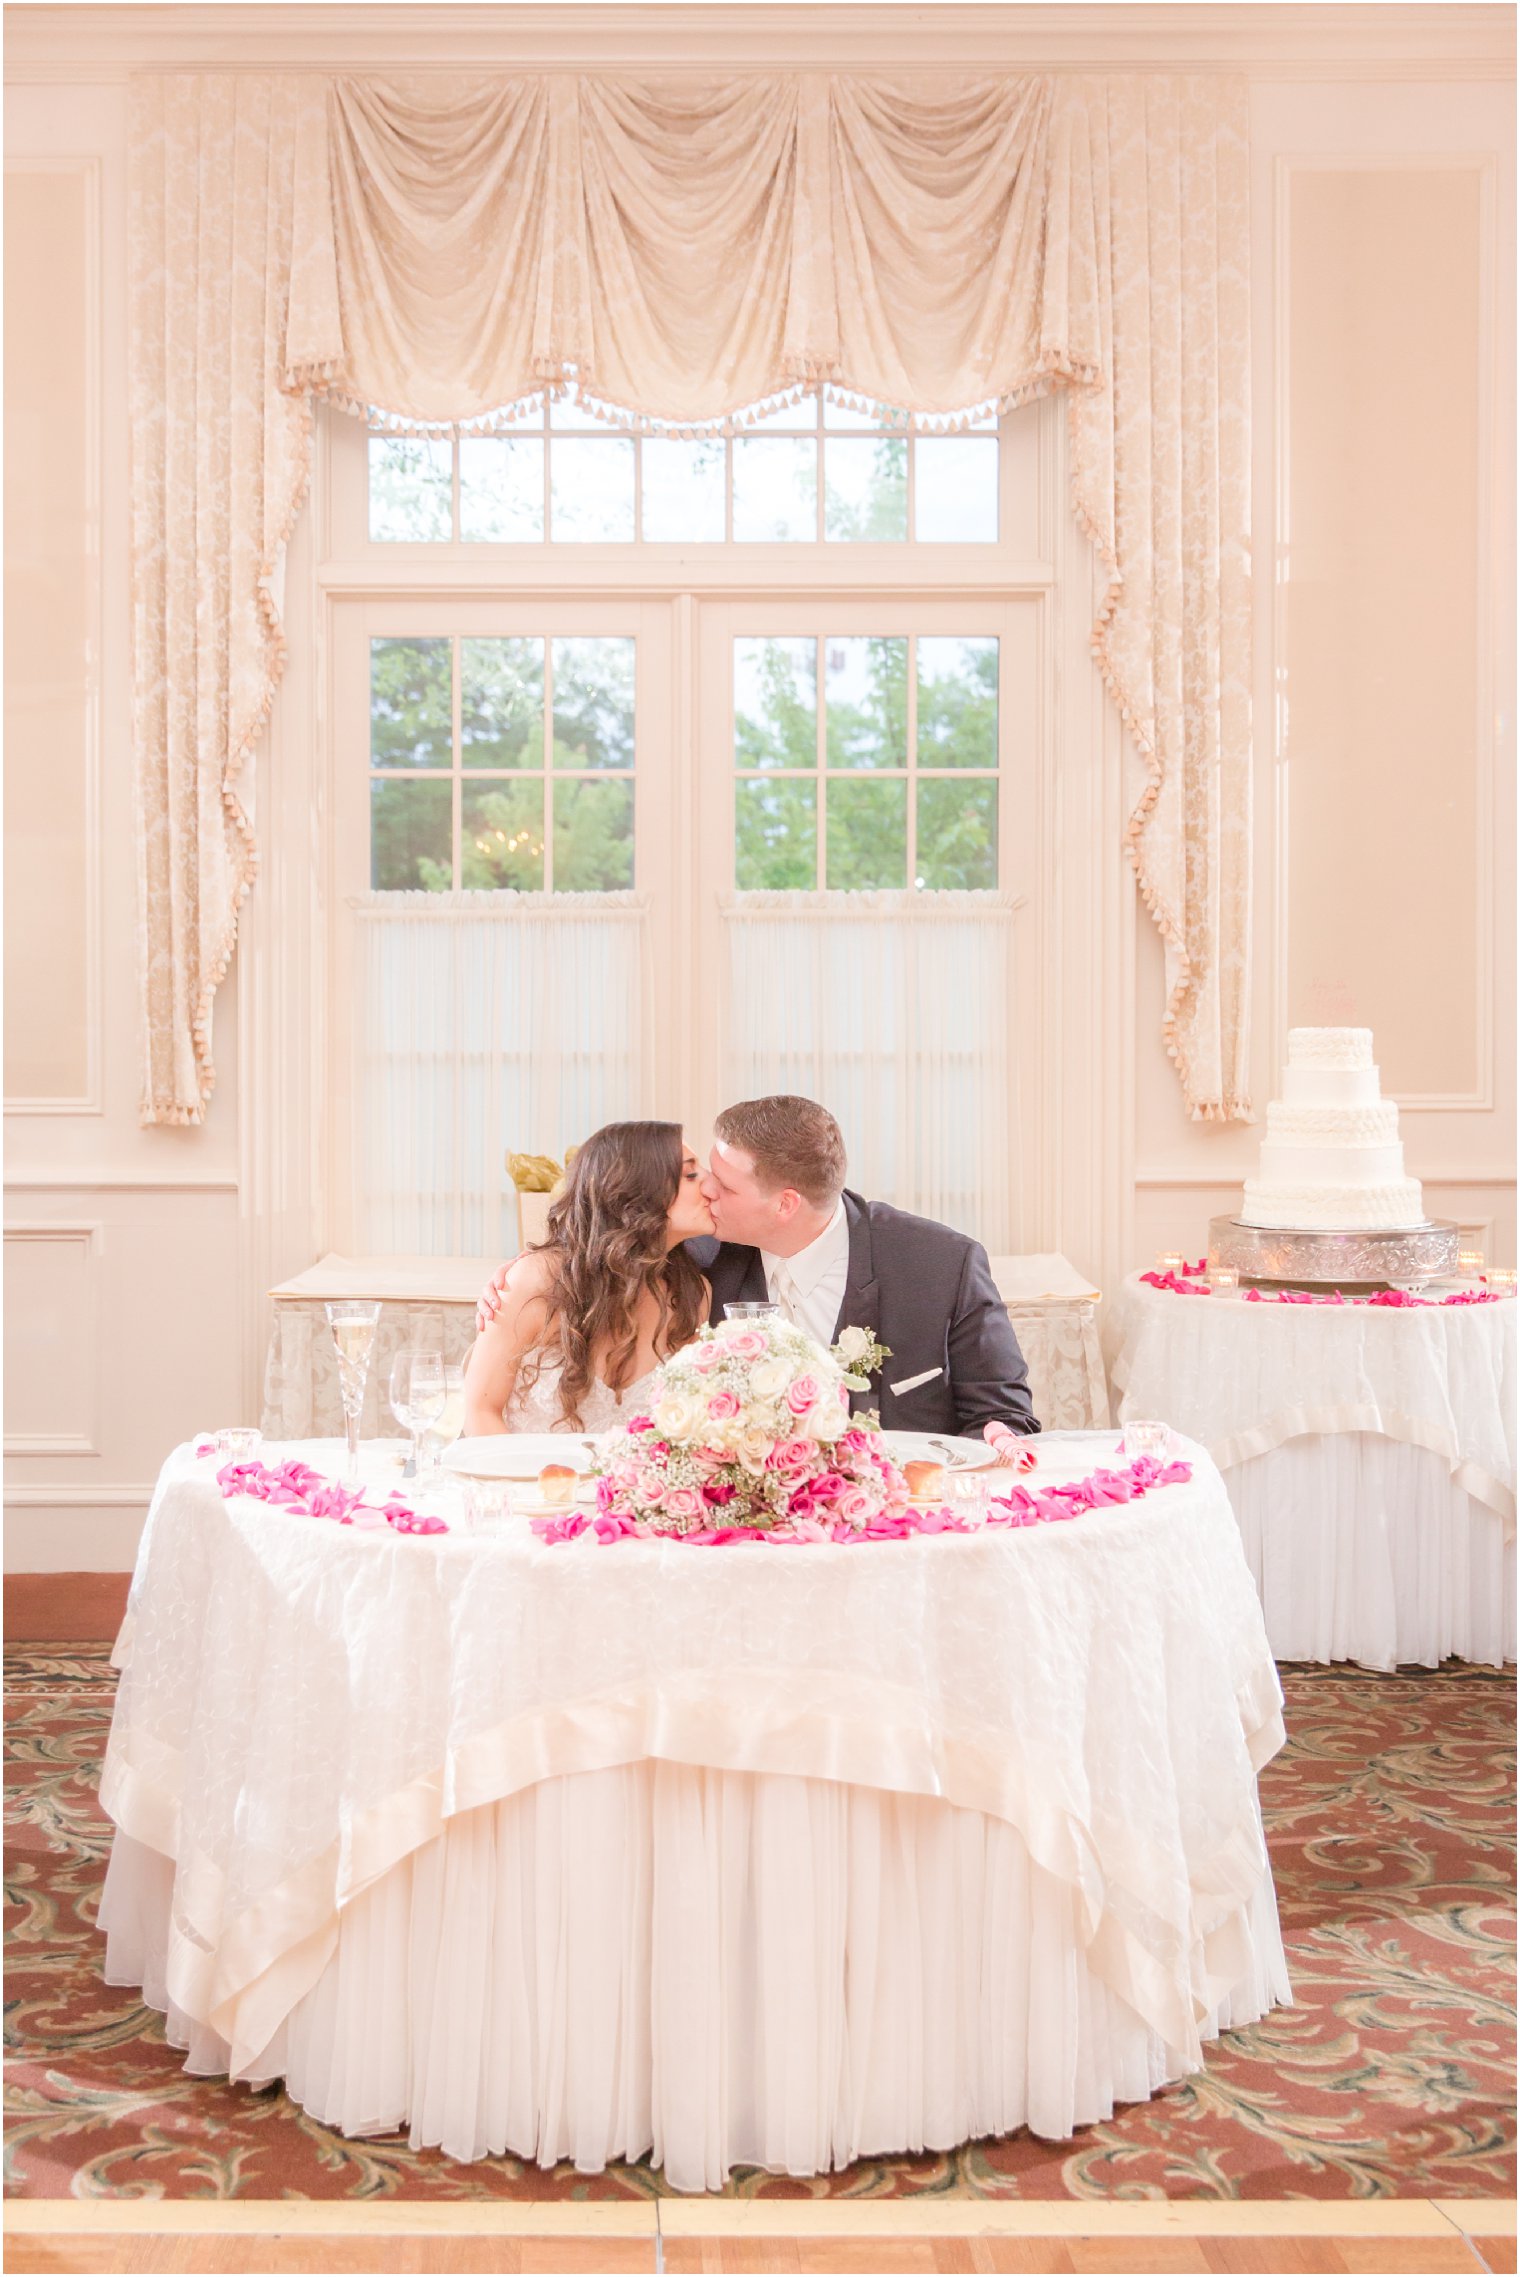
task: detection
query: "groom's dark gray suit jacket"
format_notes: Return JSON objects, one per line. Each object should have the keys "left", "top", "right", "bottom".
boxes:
{"left": 689, "top": 1189, "right": 1039, "bottom": 1438}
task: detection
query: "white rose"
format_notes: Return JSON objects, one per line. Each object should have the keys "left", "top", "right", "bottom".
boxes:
{"left": 737, "top": 1424, "right": 774, "bottom": 1473}
{"left": 812, "top": 1400, "right": 847, "bottom": 1442}
{"left": 653, "top": 1389, "right": 703, "bottom": 1441}
{"left": 749, "top": 1355, "right": 791, "bottom": 1399}
{"left": 835, "top": 1325, "right": 872, "bottom": 1364}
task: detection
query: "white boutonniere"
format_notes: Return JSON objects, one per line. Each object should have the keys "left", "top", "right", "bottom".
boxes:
{"left": 831, "top": 1324, "right": 891, "bottom": 1392}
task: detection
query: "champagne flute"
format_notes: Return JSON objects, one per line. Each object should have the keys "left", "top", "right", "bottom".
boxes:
{"left": 325, "top": 1302, "right": 382, "bottom": 1482}
{"left": 434, "top": 1363, "right": 466, "bottom": 1458}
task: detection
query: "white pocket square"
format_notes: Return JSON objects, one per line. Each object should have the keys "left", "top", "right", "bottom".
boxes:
{"left": 890, "top": 1366, "right": 943, "bottom": 1396}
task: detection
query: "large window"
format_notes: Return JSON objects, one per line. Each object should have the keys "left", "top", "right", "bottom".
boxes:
{"left": 366, "top": 387, "right": 999, "bottom": 547}
{"left": 325, "top": 398, "right": 1047, "bottom": 1255}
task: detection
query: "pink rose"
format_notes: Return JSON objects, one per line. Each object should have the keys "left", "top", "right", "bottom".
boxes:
{"left": 706, "top": 1390, "right": 741, "bottom": 1420}
{"left": 836, "top": 1484, "right": 878, "bottom": 1525}
{"left": 785, "top": 1374, "right": 821, "bottom": 1415}
{"left": 663, "top": 1487, "right": 703, "bottom": 1522}
{"left": 767, "top": 1435, "right": 817, "bottom": 1479}
{"left": 724, "top": 1330, "right": 766, "bottom": 1360}
{"left": 626, "top": 1414, "right": 654, "bottom": 1433}
{"left": 810, "top": 1470, "right": 847, "bottom": 1505}
{"left": 703, "top": 1481, "right": 736, "bottom": 1505}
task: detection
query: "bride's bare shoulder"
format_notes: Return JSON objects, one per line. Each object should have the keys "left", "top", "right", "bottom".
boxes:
{"left": 505, "top": 1247, "right": 558, "bottom": 1296}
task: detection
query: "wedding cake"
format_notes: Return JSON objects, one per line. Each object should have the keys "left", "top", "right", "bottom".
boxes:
{"left": 1240, "top": 1028, "right": 1425, "bottom": 1231}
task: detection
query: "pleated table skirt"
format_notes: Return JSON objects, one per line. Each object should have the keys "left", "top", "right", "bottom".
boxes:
{"left": 102, "top": 1764, "right": 1288, "bottom": 2193}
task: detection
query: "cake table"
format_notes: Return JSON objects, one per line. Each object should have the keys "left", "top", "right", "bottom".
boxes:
{"left": 98, "top": 1431, "right": 1288, "bottom": 2191}
{"left": 1104, "top": 1276, "right": 1517, "bottom": 1669}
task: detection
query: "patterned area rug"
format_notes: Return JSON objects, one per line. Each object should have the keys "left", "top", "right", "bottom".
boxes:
{"left": 5, "top": 1648, "right": 1513, "bottom": 2202}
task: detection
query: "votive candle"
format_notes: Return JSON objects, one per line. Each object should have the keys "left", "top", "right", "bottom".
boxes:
{"left": 1156, "top": 1251, "right": 1186, "bottom": 1274}
{"left": 1122, "top": 1420, "right": 1172, "bottom": 1461}
{"left": 1206, "top": 1267, "right": 1240, "bottom": 1295}
{"left": 1485, "top": 1268, "right": 1516, "bottom": 1298}
{"left": 1458, "top": 1248, "right": 1486, "bottom": 1277}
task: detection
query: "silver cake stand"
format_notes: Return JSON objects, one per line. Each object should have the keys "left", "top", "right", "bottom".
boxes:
{"left": 1208, "top": 1217, "right": 1460, "bottom": 1293}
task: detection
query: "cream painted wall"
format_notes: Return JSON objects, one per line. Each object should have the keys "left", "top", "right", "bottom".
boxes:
{"left": 4, "top": 15, "right": 1514, "bottom": 1568}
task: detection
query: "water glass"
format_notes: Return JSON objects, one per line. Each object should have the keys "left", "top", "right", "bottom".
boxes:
{"left": 1122, "top": 1419, "right": 1172, "bottom": 1462}
{"left": 726, "top": 1301, "right": 783, "bottom": 1322}
{"left": 325, "top": 1301, "right": 381, "bottom": 1481}
{"left": 390, "top": 1350, "right": 445, "bottom": 1476}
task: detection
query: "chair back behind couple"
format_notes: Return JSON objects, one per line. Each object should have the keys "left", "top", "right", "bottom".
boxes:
{"left": 463, "top": 1095, "right": 1038, "bottom": 1440}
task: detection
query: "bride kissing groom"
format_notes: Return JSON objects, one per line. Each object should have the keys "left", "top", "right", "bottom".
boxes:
{"left": 465, "top": 1094, "right": 1039, "bottom": 1443}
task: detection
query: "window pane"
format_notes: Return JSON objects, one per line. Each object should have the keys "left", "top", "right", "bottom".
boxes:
{"left": 914, "top": 437, "right": 999, "bottom": 542}
{"left": 462, "top": 779, "right": 545, "bottom": 890}
{"left": 824, "top": 437, "right": 908, "bottom": 542}
{"left": 736, "top": 776, "right": 816, "bottom": 889}
{"left": 370, "top": 637, "right": 452, "bottom": 769}
{"left": 552, "top": 637, "right": 635, "bottom": 771}
{"left": 368, "top": 435, "right": 452, "bottom": 543}
{"left": 554, "top": 778, "right": 635, "bottom": 891}
{"left": 641, "top": 437, "right": 725, "bottom": 542}
{"left": 827, "top": 778, "right": 907, "bottom": 890}
{"left": 371, "top": 778, "right": 452, "bottom": 890}
{"left": 459, "top": 436, "right": 545, "bottom": 541}
{"left": 460, "top": 637, "right": 543, "bottom": 769}
{"left": 916, "top": 778, "right": 998, "bottom": 889}
{"left": 825, "top": 636, "right": 907, "bottom": 770}
{"left": 550, "top": 438, "right": 635, "bottom": 541}
{"left": 732, "top": 437, "right": 817, "bottom": 541}
{"left": 734, "top": 637, "right": 816, "bottom": 769}
{"left": 916, "top": 636, "right": 998, "bottom": 768}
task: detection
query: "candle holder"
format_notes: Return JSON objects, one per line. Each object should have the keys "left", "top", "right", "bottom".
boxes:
{"left": 1206, "top": 1267, "right": 1240, "bottom": 1295}
{"left": 1485, "top": 1268, "right": 1516, "bottom": 1298}
{"left": 1156, "top": 1252, "right": 1186, "bottom": 1275}
{"left": 1121, "top": 1420, "right": 1172, "bottom": 1461}
{"left": 1458, "top": 1248, "right": 1486, "bottom": 1278}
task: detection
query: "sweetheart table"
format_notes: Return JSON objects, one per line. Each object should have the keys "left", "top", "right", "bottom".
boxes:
{"left": 98, "top": 1431, "right": 1290, "bottom": 2192}
{"left": 1104, "top": 1276, "right": 1517, "bottom": 1670}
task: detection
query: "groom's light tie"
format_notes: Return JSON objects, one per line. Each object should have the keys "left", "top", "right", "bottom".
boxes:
{"left": 769, "top": 1263, "right": 798, "bottom": 1323}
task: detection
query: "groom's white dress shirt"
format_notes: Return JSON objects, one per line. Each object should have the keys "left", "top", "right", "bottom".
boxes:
{"left": 761, "top": 1200, "right": 850, "bottom": 1351}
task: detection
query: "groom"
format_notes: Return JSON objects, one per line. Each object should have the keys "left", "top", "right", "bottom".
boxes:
{"left": 695, "top": 1095, "right": 1037, "bottom": 1438}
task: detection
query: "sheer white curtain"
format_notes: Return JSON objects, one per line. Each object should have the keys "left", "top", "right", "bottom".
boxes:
{"left": 720, "top": 892, "right": 1019, "bottom": 1247}
{"left": 353, "top": 894, "right": 649, "bottom": 1254}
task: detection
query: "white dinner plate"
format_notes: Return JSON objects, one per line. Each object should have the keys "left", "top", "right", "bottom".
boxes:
{"left": 442, "top": 1433, "right": 599, "bottom": 1481}
{"left": 880, "top": 1430, "right": 1000, "bottom": 1475}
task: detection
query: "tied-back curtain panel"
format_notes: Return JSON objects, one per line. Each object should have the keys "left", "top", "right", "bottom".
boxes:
{"left": 129, "top": 71, "right": 1252, "bottom": 1127}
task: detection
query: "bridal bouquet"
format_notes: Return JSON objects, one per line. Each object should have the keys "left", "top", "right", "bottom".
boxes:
{"left": 590, "top": 1314, "right": 908, "bottom": 1538}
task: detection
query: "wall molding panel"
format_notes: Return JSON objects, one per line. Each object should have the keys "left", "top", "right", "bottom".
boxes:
{"left": 2, "top": 1221, "right": 103, "bottom": 1454}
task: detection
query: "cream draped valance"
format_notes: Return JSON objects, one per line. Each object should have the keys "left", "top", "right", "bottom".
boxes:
{"left": 129, "top": 70, "right": 1251, "bottom": 1125}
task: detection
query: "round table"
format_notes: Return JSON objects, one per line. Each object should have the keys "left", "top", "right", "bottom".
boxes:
{"left": 99, "top": 1432, "right": 1290, "bottom": 2192}
{"left": 1104, "top": 1277, "right": 1517, "bottom": 1670}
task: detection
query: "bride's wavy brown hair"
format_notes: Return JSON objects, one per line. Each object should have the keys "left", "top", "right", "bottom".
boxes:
{"left": 522, "top": 1121, "right": 707, "bottom": 1429}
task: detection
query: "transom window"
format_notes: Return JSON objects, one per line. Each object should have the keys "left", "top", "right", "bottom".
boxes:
{"left": 368, "top": 633, "right": 636, "bottom": 893}
{"left": 367, "top": 388, "right": 999, "bottom": 547}
{"left": 734, "top": 634, "right": 999, "bottom": 890}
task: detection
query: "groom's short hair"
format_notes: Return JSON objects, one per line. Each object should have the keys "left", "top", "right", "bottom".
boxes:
{"left": 714, "top": 1096, "right": 847, "bottom": 1207}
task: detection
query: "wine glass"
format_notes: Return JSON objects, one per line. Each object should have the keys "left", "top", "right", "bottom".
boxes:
{"left": 390, "top": 1350, "right": 445, "bottom": 1478}
{"left": 325, "top": 1302, "right": 381, "bottom": 1482}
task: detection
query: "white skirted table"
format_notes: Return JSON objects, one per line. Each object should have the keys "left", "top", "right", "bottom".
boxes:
{"left": 99, "top": 1431, "right": 1287, "bottom": 2192}
{"left": 1104, "top": 1276, "right": 1518, "bottom": 1670}
{"left": 262, "top": 1253, "right": 1110, "bottom": 1440}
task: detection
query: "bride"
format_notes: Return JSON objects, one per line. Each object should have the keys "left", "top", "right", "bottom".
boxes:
{"left": 462, "top": 1121, "right": 713, "bottom": 1436}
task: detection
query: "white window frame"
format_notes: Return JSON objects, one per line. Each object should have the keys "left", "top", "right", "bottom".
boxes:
{"left": 315, "top": 394, "right": 1098, "bottom": 1260}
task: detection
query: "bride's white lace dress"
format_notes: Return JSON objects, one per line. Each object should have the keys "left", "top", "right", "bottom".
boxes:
{"left": 502, "top": 1350, "right": 660, "bottom": 1434}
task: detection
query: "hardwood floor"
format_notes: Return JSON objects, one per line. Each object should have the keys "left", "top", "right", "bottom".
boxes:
{"left": 4, "top": 2205, "right": 1513, "bottom": 2277}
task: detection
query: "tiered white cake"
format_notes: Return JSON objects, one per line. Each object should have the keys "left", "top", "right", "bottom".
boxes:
{"left": 1240, "top": 1028, "right": 1425, "bottom": 1231}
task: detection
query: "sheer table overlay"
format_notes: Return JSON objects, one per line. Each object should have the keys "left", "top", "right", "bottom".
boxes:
{"left": 100, "top": 1432, "right": 1287, "bottom": 2184}
{"left": 1104, "top": 1276, "right": 1517, "bottom": 1669}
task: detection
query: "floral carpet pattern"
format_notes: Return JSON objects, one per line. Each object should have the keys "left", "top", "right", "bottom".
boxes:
{"left": 5, "top": 1649, "right": 1513, "bottom": 2203}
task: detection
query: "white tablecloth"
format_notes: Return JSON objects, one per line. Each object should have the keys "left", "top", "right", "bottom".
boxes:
{"left": 100, "top": 1432, "right": 1288, "bottom": 2188}
{"left": 1104, "top": 1277, "right": 1518, "bottom": 1668}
